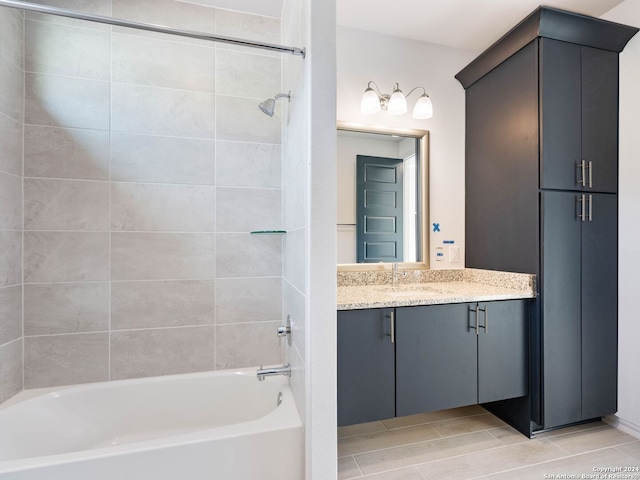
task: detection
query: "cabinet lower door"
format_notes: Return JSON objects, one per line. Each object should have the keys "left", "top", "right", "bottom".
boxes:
{"left": 337, "top": 309, "right": 395, "bottom": 426}
{"left": 581, "top": 193, "right": 617, "bottom": 419}
{"left": 395, "top": 304, "right": 477, "bottom": 417}
{"left": 477, "top": 300, "right": 528, "bottom": 404}
{"left": 542, "top": 191, "right": 583, "bottom": 428}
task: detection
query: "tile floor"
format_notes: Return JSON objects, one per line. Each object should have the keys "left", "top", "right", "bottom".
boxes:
{"left": 338, "top": 406, "right": 640, "bottom": 479}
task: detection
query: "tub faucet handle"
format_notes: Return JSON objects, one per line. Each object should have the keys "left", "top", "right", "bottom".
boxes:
{"left": 277, "top": 315, "right": 293, "bottom": 346}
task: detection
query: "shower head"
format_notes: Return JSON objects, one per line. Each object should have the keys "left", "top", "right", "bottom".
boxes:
{"left": 258, "top": 92, "right": 290, "bottom": 117}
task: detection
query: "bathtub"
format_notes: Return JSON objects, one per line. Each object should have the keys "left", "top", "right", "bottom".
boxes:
{"left": 0, "top": 368, "right": 303, "bottom": 480}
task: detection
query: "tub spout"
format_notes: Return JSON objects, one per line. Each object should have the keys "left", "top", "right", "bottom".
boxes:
{"left": 257, "top": 363, "right": 291, "bottom": 381}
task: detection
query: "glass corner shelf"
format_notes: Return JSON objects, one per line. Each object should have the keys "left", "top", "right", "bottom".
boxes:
{"left": 250, "top": 230, "right": 287, "bottom": 235}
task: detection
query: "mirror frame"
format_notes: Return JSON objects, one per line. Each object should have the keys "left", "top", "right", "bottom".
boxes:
{"left": 337, "top": 121, "right": 430, "bottom": 271}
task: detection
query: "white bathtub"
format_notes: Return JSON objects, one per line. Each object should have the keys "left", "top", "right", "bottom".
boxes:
{"left": 0, "top": 368, "right": 303, "bottom": 480}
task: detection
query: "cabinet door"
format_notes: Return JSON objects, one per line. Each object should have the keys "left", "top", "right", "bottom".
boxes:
{"left": 540, "top": 39, "right": 582, "bottom": 192}
{"left": 582, "top": 48, "right": 618, "bottom": 193}
{"left": 540, "top": 41, "right": 619, "bottom": 193}
{"left": 477, "top": 300, "right": 529, "bottom": 404}
{"left": 395, "top": 304, "right": 477, "bottom": 417}
{"left": 581, "top": 193, "right": 617, "bottom": 419}
{"left": 337, "top": 309, "right": 395, "bottom": 426}
{"left": 541, "top": 191, "right": 583, "bottom": 428}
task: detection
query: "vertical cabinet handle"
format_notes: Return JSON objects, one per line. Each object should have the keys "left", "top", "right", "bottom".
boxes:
{"left": 387, "top": 310, "right": 395, "bottom": 344}
{"left": 577, "top": 160, "right": 586, "bottom": 187}
{"left": 588, "top": 161, "right": 593, "bottom": 188}
{"left": 588, "top": 194, "right": 593, "bottom": 222}
{"left": 577, "top": 194, "right": 586, "bottom": 222}
{"left": 469, "top": 305, "right": 479, "bottom": 335}
{"left": 479, "top": 306, "right": 488, "bottom": 333}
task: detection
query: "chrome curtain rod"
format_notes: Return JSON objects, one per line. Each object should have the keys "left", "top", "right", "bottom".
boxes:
{"left": 0, "top": 0, "right": 305, "bottom": 57}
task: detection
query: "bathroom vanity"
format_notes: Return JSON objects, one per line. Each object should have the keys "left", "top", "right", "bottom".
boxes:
{"left": 337, "top": 269, "right": 535, "bottom": 427}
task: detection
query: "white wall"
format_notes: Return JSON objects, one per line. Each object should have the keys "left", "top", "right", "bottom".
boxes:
{"left": 601, "top": 0, "right": 640, "bottom": 439}
{"left": 337, "top": 27, "right": 476, "bottom": 268}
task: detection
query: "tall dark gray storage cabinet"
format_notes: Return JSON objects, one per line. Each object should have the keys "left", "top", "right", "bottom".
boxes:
{"left": 456, "top": 7, "right": 638, "bottom": 434}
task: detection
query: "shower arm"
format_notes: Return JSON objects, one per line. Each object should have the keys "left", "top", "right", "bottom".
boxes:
{"left": 0, "top": 0, "right": 306, "bottom": 58}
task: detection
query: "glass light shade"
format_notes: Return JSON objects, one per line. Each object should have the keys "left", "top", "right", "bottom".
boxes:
{"left": 413, "top": 94, "right": 433, "bottom": 119}
{"left": 387, "top": 89, "right": 407, "bottom": 115}
{"left": 361, "top": 88, "right": 381, "bottom": 114}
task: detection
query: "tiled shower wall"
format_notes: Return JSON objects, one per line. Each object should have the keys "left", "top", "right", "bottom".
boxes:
{"left": 0, "top": 6, "right": 24, "bottom": 403}
{"left": 16, "top": 0, "right": 286, "bottom": 389}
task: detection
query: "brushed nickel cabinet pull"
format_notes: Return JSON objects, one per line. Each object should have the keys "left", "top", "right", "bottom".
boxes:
{"left": 588, "top": 194, "right": 593, "bottom": 222}
{"left": 577, "top": 194, "right": 586, "bottom": 222}
{"left": 388, "top": 311, "right": 395, "bottom": 344}
{"left": 470, "top": 306, "right": 479, "bottom": 335}
{"left": 479, "top": 306, "right": 488, "bottom": 333}
{"left": 577, "top": 160, "right": 586, "bottom": 187}
{"left": 588, "top": 161, "right": 593, "bottom": 188}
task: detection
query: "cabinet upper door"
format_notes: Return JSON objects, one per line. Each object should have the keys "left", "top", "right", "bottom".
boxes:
{"left": 540, "top": 39, "right": 619, "bottom": 193}
{"left": 582, "top": 48, "right": 618, "bottom": 193}
{"left": 337, "top": 309, "right": 395, "bottom": 426}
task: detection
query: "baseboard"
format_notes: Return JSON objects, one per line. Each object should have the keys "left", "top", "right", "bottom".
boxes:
{"left": 604, "top": 414, "right": 640, "bottom": 440}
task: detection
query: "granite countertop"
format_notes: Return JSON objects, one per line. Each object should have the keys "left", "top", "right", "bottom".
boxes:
{"left": 337, "top": 268, "right": 536, "bottom": 310}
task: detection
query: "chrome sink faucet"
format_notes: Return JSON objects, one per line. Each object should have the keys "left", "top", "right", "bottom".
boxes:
{"left": 257, "top": 363, "right": 291, "bottom": 381}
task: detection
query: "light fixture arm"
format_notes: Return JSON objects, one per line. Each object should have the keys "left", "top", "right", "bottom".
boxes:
{"left": 366, "top": 81, "right": 383, "bottom": 97}
{"left": 404, "top": 86, "right": 428, "bottom": 99}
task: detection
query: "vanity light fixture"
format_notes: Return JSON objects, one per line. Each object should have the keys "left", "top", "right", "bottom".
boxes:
{"left": 361, "top": 81, "right": 433, "bottom": 119}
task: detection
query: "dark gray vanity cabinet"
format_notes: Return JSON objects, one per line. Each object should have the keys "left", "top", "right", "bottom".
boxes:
{"left": 395, "top": 300, "right": 529, "bottom": 417}
{"left": 337, "top": 308, "right": 395, "bottom": 426}
{"left": 456, "top": 7, "right": 636, "bottom": 433}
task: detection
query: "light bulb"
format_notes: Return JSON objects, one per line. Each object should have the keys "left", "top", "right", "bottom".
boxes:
{"left": 361, "top": 87, "right": 381, "bottom": 115}
{"left": 387, "top": 84, "right": 407, "bottom": 115}
{"left": 413, "top": 94, "right": 433, "bottom": 119}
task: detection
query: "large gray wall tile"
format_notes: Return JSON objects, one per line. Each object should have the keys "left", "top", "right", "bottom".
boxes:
{"left": 24, "top": 283, "right": 109, "bottom": 335}
{"left": 284, "top": 160, "right": 307, "bottom": 231}
{"left": 215, "top": 10, "right": 280, "bottom": 57}
{"left": 25, "top": 73, "right": 110, "bottom": 130}
{"left": 216, "top": 49, "right": 280, "bottom": 98}
{"left": 112, "top": 33, "right": 215, "bottom": 92}
{"left": 111, "top": 183, "right": 215, "bottom": 232}
{"left": 0, "top": 286, "right": 22, "bottom": 345}
{"left": 24, "top": 232, "right": 109, "bottom": 282}
{"left": 0, "top": 114, "right": 23, "bottom": 176}
{"left": 0, "top": 339, "right": 22, "bottom": 403}
{"left": 111, "top": 232, "right": 215, "bottom": 281}
{"left": 0, "top": 231, "right": 22, "bottom": 287}
{"left": 216, "top": 233, "right": 282, "bottom": 278}
{"left": 26, "top": 0, "right": 112, "bottom": 30}
{"left": 215, "top": 322, "right": 282, "bottom": 369}
{"left": 0, "top": 172, "right": 22, "bottom": 230}
{"left": 215, "top": 277, "right": 281, "bottom": 324}
{"left": 284, "top": 227, "right": 306, "bottom": 294}
{"left": 216, "top": 187, "right": 281, "bottom": 232}
{"left": 113, "top": 0, "right": 215, "bottom": 41}
{"left": 112, "top": 83, "right": 215, "bottom": 139}
{"left": 111, "top": 280, "right": 215, "bottom": 329}
{"left": 216, "top": 95, "right": 281, "bottom": 144}
{"left": 0, "top": 55, "right": 24, "bottom": 123}
{"left": 24, "top": 178, "right": 110, "bottom": 231}
{"left": 110, "top": 326, "right": 215, "bottom": 380}
{"left": 0, "top": 7, "right": 24, "bottom": 68}
{"left": 25, "top": 20, "right": 110, "bottom": 80}
{"left": 111, "top": 133, "right": 215, "bottom": 185}
{"left": 24, "top": 126, "right": 110, "bottom": 180}
{"left": 24, "top": 333, "right": 109, "bottom": 388}
{"left": 216, "top": 141, "right": 280, "bottom": 188}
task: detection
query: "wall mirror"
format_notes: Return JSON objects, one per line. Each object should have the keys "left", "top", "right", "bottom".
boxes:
{"left": 337, "top": 121, "right": 429, "bottom": 270}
